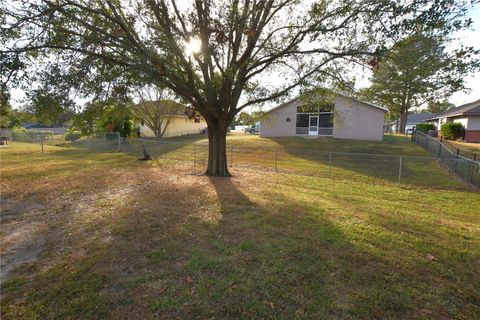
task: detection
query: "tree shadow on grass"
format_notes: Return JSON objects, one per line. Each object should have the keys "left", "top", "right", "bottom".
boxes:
{"left": 269, "top": 138, "right": 471, "bottom": 190}
{"left": 71, "top": 136, "right": 201, "bottom": 166}
{"left": 2, "top": 170, "right": 478, "bottom": 319}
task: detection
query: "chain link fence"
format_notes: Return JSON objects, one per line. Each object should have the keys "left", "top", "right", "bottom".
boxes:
{"left": 412, "top": 130, "right": 480, "bottom": 187}
{"left": 439, "top": 137, "right": 479, "bottom": 161}
{"left": 70, "top": 134, "right": 476, "bottom": 189}
{"left": 8, "top": 130, "right": 478, "bottom": 188}
{"left": 10, "top": 130, "right": 70, "bottom": 151}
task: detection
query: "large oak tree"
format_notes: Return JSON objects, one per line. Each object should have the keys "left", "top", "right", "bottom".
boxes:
{"left": 1, "top": 0, "right": 476, "bottom": 175}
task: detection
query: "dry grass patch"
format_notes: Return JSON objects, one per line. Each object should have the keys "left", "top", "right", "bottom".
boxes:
{"left": 0, "top": 142, "right": 479, "bottom": 319}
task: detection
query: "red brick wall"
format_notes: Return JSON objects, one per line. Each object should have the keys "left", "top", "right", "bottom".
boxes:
{"left": 465, "top": 130, "right": 480, "bottom": 143}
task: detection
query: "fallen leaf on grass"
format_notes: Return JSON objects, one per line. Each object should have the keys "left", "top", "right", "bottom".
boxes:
{"left": 426, "top": 253, "right": 438, "bottom": 261}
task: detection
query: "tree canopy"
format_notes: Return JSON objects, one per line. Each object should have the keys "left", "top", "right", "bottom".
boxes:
{"left": 363, "top": 32, "right": 478, "bottom": 132}
{"left": 426, "top": 100, "right": 455, "bottom": 114}
{"left": 235, "top": 111, "right": 265, "bottom": 126}
{"left": 26, "top": 87, "right": 76, "bottom": 126}
{"left": 1, "top": 0, "right": 477, "bottom": 174}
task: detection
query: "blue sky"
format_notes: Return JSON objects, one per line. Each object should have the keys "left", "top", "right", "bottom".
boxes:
{"left": 448, "top": 3, "right": 480, "bottom": 105}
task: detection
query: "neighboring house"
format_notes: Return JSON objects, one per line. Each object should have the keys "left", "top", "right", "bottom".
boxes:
{"left": 425, "top": 99, "right": 480, "bottom": 142}
{"left": 388, "top": 112, "right": 434, "bottom": 133}
{"left": 139, "top": 109, "right": 207, "bottom": 138}
{"left": 22, "top": 123, "right": 67, "bottom": 135}
{"left": 260, "top": 92, "right": 388, "bottom": 141}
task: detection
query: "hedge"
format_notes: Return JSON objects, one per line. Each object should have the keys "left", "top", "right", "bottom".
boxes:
{"left": 441, "top": 122, "right": 463, "bottom": 140}
{"left": 415, "top": 123, "right": 436, "bottom": 133}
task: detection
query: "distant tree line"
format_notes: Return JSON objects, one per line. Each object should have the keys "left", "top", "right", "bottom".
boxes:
{"left": 0, "top": 85, "right": 188, "bottom": 139}
{"left": 233, "top": 111, "right": 265, "bottom": 126}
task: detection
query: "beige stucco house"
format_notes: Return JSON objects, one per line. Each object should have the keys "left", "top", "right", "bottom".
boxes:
{"left": 260, "top": 93, "right": 388, "bottom": 141}
{"left": 139, "top": 115, "right": 207, "bottom": 138}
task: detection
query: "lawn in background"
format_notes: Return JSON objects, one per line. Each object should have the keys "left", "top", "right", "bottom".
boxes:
{"left": 446, "top": 139, "right": 480, "bottom": 156}
{"left": 75, "top": 134, "right": 469, "bottom": 189}
{"left": 1, "top": 141, "right": 479, "bottom": 319}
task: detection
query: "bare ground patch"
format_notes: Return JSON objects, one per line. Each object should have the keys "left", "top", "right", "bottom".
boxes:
{"left": 1, "top": 198, "right": 49, "bottom": 281}
{"left": 1, "top": 144, "right": 479, "bottom": 319}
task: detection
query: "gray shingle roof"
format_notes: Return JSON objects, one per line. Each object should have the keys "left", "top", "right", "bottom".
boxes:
{"left": 405, "top": 112, "right": 435, "bottom": 124}
{"left": 427, "top": 99, "right": 480, "bottom": 120}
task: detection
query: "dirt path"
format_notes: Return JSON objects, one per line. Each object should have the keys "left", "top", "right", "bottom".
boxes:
{"left": 0, "top": 197, "right": 49, "bottom": 282}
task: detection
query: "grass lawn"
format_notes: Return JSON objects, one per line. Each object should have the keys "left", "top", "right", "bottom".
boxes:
{"left": 88, "top": 134, "right": 469, "bottom": 189}
{"left": 1, "top": 139, "right": 479, "bottom": 319}
{"left": 446, "top": 140, "right": 480, "bottom": 156}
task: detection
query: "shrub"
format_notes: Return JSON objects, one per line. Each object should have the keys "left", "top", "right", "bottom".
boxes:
{"left": 11, "top": 127, "right": 28, "bottom": 133}
{"left": 441, "top": 122, "right": 463, "bottom": 140}
{"left": 65, "top": 130, "right": 81, "bottom": 142}
{"left": 415, "top": 123, "right": 436, "bottom": 133}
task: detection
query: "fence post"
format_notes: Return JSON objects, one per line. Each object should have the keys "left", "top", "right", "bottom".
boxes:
{"left": 398, "top": 156, "right": 403, "bottom": 185}
{"left": 117, "top": 133, "right": 121, "bottom": 152}
{"left": 436, "top": 140, "right": 441, "bottom": 159}
{"left": 453, "top": 149, "right": 460, "bottom": 173}
{"left": 230, "top": 145, "right": 233, "bottom": 168}
{"left": 103, "top": 134, "right": 107, "bottom": 151}
{"left": 328, "top": 152, "right": 332, "bottom": 177}
{"left": 40, "top": 131, "right": 44, "bottom": 154}
{"left": 466, "top": 160, "right": 471, "bottom": 184}
{"left": 275, "top": 148, "right": 278, "bottom": 172}
{"left": 472, "top": 163, "right": 479, "bottom": 186}
{"left": 193, "top": 143, "right": 196, "bottom": 171}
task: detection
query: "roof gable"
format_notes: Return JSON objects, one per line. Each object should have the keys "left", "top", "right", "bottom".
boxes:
{"left": 265, "top": 91, "right": 388, "bottom": 114}
{"left": 403, "top": 113, "right": 435, "bottom": 124}
{"left": 427, "top": 99, "right": 480, "bottom": 120}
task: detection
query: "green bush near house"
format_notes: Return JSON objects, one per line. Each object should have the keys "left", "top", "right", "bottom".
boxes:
{"left": 415, "top": 123, "right": 436, "bottom": 133}
{"left": 441, "top": 122, "right": 463, "bottom": 140}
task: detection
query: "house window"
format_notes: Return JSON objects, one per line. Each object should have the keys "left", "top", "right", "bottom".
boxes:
{"left": 295, "top": 103, "right": 334, "bottom": 136}
{"left": 296, "top": 114, "right": 309, "bottom": 127}
{"left": 318, "top": 114, "right": 333, "bottom": 127}
{"left": 295, "top": 114, "right": 309, "bottom": 134}
{"left": 194, "top": 115, "right": 200, "bottom": 123}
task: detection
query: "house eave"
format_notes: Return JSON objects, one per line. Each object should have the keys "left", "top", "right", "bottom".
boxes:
{"left": 264, "top": 91, "right": 388, "bottom": 114}
{"left": 425, "top": 112, "right": 480, "bottom": 121}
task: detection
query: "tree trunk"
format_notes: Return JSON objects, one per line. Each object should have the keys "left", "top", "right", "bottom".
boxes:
{"left": 205, "top": 121, "right": 230, "bottom": 176}
{"left": 399, "top": 110, "right": 408, "bottom": 134}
